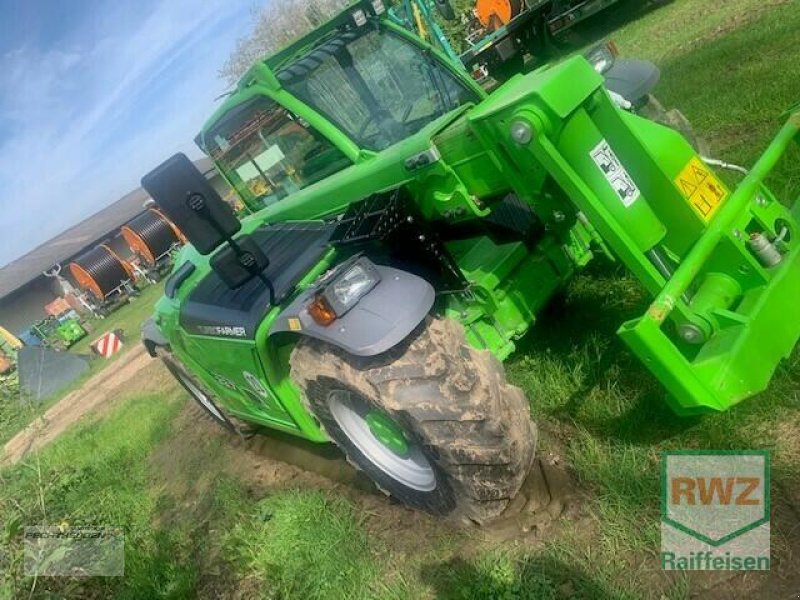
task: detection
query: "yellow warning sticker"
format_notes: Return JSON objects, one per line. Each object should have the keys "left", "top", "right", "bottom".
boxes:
{"left": 674, "top": 157, "right": 728, "bottom": 222}
{"left": 287, "top": 317, "right": 302, "bottom": 332}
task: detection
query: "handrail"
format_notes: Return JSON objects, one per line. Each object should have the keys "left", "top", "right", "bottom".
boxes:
{"left": 645, "top": 111, "right": 800, "bottom": 325}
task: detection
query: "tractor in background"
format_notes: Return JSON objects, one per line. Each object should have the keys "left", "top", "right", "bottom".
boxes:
{"left": 26, "top": 315, "right": 87, "bottom": 351}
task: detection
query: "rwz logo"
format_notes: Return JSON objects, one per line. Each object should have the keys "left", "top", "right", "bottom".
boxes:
{"left": 661, "top": 451, "right": 770, "bottom": 571}
{"left": 670, "top": 476, "right": 760, "bottom": 506}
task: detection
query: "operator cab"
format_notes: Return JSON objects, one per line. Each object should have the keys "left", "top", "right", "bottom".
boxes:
{"left": 274, "top": 29, "right": 478, "bottom": 150}
{"left": 198, "top": 9, "right": 482, "bottom": 212}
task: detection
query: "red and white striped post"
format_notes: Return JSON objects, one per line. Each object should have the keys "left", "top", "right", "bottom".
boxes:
{"left": 92, "top": 331, "right": 124, "bottom": 358}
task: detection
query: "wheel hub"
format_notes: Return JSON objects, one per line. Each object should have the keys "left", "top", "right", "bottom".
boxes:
{"left": 328, "top": 390, "right": 436, "bottom": 492}
{"left": 365, "top": 410, "right": 409, "bottom": 457}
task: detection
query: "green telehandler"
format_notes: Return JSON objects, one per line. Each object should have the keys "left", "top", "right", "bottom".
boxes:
{"left": 141, "top": 1, "right": 800, "bottom": 523}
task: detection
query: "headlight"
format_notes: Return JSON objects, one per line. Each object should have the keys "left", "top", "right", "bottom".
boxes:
{"left": 330, "top": 262, "right": 379, "bottom": 308}
{"left": 308, "top": 258, "right": 381, "bottom": 326}
{"left": 585, "top": 41, "right": 618, "bottom": 75}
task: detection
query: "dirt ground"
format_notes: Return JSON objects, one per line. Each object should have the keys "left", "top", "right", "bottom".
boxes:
{"left": 2, "top": 344, "right": 578, "bottom": 550}
{"left": 149, "top": 400, "right": 585, "bottom": 598}
{"left": 4, "top": 349, "right": 797, "bottom": 599}
{"left": 155, "top": 400, "right": 580, "bottom": 532}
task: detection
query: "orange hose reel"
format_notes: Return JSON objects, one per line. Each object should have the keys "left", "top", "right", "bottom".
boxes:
{"left": 121, "top": 208, "right": 186, "bottom": 267}
{"left": 69, "top": 245, "right": 134, "bottom": 301}
{"left": 475, "top": 0, "right": 523, "bottom": 30}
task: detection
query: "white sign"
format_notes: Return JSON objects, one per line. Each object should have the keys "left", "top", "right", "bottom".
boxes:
{"left": 254, "top": 145, "right": 285, "bottom": 171}
{"left": 590, "top": 139, "right": 641, "bottom": 207}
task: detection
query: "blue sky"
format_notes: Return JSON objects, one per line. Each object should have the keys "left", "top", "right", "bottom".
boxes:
{"left": 0, "top": 0, "right": 257, "bottom": 267}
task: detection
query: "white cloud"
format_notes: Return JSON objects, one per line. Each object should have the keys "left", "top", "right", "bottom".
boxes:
{"left": 0, "top": 0, "right": 253, "bottom": 266}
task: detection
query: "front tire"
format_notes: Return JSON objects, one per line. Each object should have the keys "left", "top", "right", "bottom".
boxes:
{"left": 290, "top": 318, "right": 537, "bottom": 524}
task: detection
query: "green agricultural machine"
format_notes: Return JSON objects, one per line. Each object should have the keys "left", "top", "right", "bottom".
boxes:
{"left": 29, "top": 315, "right": 87, "bottom": 351}
{"left": 141, "top": 1, "right": 800, "bottom": 522}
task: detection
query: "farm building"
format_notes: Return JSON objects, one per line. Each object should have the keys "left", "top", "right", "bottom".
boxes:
{"left": 0, "top": 158, "right": 233, "bottom": 334}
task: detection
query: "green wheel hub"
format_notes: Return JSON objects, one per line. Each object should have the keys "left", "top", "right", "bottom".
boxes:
{"left": 365, "top": 410, "right": 409, "bottom": 457}
{"left": 328, "top": 391, "right": 436, "bottom": 491}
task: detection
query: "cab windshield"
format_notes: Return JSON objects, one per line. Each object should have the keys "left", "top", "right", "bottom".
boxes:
{"left": 278, "top": 27, "right": 480, "bottom": 151}
{"left": 205, "top": 99, "right": 351, "bottom": 210}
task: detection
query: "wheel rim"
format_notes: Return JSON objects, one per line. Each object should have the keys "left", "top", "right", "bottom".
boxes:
{"left": 176, "top": 366, "right": 227, "bottom": 423}
{"left": 328, "top": 390, "right": 436, "bottom": 492}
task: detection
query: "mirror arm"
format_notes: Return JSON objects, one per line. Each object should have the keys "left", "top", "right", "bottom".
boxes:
{"left": 186, "top": 192, "right": 275, "bottom": 304}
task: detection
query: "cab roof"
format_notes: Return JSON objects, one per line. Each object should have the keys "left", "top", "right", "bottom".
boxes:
{"left": 198, "top": 1, "right": 382, "bottom": 146}
{"left": 265, "top": 2, "right": 368, "bottom": 72}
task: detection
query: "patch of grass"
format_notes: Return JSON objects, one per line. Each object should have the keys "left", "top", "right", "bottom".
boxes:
{"left": 414, "top": 549, "right": 640, "bottom": 600}
{"left": 0, "top": 355, "right": 115, "bottom": 447}
{"left": 647, "top": 0, "right": 800, "bottom": 195}
{"left": 426, "top": 551, "right": 558, "bottom": 600}
{"left": 0, "top": 390, "right": 193, "bottom": 599}
{"left": 0, "top": 392, "right": 44, "bottom": 448}
{"left": 575, "top": 0, "right": 800, "bottom": 194}
{"left": 630, "top": 1, "right": 799, "bottom": 192}
{"left": 608, "top": 0, "right": 782, "bottom": 62}
{"left": 506, "top": 265, "right": 800, "bottom": 594}
{"left": 224, "top": 489, "right": 378, "bottom": 600}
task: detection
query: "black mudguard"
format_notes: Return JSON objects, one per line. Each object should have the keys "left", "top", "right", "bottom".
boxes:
{"left": 604, "top": 59, "right": 661, "bottom": 107}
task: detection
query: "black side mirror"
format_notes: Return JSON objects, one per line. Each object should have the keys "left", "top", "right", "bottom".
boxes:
{"left": 141, "top": 153, "right": 240, "bottom": 255}
{"left": 210, "top": 236, "right": 270, "bottom": 289}
{"left": 143, "top": 153, "right": 273, "bottom": 294}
